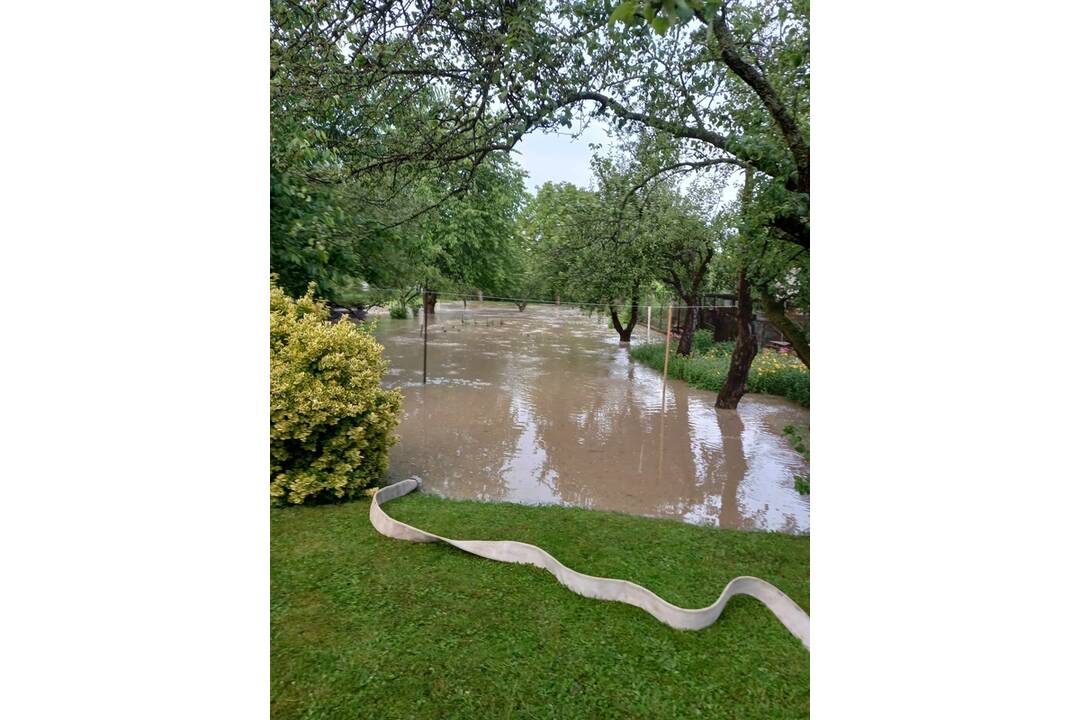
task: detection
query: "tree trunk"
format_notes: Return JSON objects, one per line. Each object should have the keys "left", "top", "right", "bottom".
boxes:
{"left": 716, "top": 269, "right": 759, "bottom": 409}
{"left": 758, "top": 290, "right": 809, "bottom": 368}
{"left": 423, "top": 290, "right": 437, "bottom": 315}
{"left": 676, "top": 303, "right": 697, "bottom": 356}
{"left": 609, "top": 297, "right": 639, "bottom": 343}
{"left": 665, "top": 247, "right": 712, "bottom": 357}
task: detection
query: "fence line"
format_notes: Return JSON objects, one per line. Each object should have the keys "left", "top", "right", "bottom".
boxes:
{"left": 363, "top": 285, "right": 734, "bottom": 311}
{"left": 397, "top": 306, "right": 675, "bottom": 335}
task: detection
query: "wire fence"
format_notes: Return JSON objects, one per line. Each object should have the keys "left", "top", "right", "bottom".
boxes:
{"left": 364, "top": 285, "right": 734, "bottom": 311}
{"left": 405, "top": 297, "right": 671, "bottom": 333}
{"left": 390, "top": 288, "right": 801, "bottom": 358}
{"left": 408, "top": 289, "right": 678, "bottom": 385}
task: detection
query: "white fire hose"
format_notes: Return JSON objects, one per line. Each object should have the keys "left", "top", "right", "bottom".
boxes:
{"left": 370, "top": 478, "right": 810, "bottom": 650}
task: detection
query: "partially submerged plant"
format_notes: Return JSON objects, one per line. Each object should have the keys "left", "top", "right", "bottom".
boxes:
{"left": 783, "top": 425, "right": 810, "bottom": 495}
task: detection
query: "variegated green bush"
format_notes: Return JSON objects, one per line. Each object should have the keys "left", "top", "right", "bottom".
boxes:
{"left": 271, "top": 278, "right": 401, "bottom": 505}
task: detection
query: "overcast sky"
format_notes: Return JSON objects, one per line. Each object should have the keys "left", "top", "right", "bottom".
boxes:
{"left": 514, "top": 123, "right": 742, "bottom": 209}
{"left": 514, "top": 124, "right": 609, "bottom": 193}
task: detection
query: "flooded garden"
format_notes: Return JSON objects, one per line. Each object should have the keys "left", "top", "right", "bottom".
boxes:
{"left": 374, "top": 301, "right": 809, "bottom": 533}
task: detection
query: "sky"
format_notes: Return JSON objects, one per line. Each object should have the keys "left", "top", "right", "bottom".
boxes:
{"left": 514, "top": 121, "right": 742, "bottom": 207}
{"left": 513, "top": 123, "right": 609, "bottom": 194}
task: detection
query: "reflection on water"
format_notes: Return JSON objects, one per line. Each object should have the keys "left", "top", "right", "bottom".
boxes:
{"left": 372, "top": 302, "right": 809, "bottom": 533}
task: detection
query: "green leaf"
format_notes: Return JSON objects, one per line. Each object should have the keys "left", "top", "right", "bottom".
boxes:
{"left": 608, "top": 0, "right": 638, "bottom": 27}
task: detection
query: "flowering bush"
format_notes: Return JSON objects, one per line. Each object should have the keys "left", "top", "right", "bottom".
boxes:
{"left": 271, "top": 278, "right": 402, "bottom": 505}
{"left": 746, "top": 350, "right": 810, "bottom": 407}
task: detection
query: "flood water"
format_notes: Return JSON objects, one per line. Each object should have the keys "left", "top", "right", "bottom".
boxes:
{"left": 372, "top": 302, "right": 809, "bottom": 533}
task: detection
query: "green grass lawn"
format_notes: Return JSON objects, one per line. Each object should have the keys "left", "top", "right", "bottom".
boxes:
{"left": 272, "top": 492, "right": 809, "bottom": 719}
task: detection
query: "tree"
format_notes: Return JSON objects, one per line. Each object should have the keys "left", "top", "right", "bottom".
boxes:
{"left": 716, "top": 171, "right": 760, "bottom": 408}
{"left": 270, "top": 0, "right": 810, "bottom": 356}
{"left": 412, "top": 153, "right": 528, "bottom": 313}
{"left": 646, "top": 190, "right": 717, "bottom": 355}
{"left": 591, "top": 0, "right": 809, "bottom": 248}
{"left": 270, "top": 124, "right": 393, "bottom": 298}
{"left": 500, "top": 218, "right": 546, "bottom": 312}
{"left": 526, "top": 179, "right": 651, "bottom": 342}
{"left": 519, "top": 182, "right": 598, "bottom": 305}
{"left": 270, "top": 1, "right": 809, "bottom": 252}
{"left": 590, "top": 133, "right": 723, "bottom": 354}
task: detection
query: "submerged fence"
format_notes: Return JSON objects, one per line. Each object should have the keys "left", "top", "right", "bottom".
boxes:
{"left": 375, "top": 287, "right": 806, "bottom": 385}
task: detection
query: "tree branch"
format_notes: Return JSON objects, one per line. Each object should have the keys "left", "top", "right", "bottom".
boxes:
{"left": 556, "top": 90, "right": 781, "bottom": 180}
{"left": 708, "top": 6, "right": 809, "bottom": 194}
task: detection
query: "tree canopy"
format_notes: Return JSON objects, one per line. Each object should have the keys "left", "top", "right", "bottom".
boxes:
{"left": 269, "top": 0, "right": 809, "bottom": 364}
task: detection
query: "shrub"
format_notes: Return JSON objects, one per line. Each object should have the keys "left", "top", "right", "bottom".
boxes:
{"left": 691, "top": 329, "right": 715, "bottom": 355}
{"left": 748, "top": 365, "right": 810, "bottom": 407}
{"left": 270, "top": 279, "right": 402, "bottom": 505}
{"left": 705, "top": 340, "right": 736, "bottom": 357}
{"left": 388, "top": 302, "right": 408, "bottom": 319}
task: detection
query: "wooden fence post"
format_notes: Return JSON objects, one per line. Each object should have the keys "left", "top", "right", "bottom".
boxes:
{"left": 660, "top": 305, "right": 673, "bottom": 414}
{"left": 422, "top": 288, "right": 428, "bottom": 385}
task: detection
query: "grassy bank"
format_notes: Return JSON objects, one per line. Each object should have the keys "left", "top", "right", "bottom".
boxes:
{"left": 272, "top": 494, "right": 809, "bottom": 719}
{"left": 630, "top": 339, "right": 810, "bottom": 407}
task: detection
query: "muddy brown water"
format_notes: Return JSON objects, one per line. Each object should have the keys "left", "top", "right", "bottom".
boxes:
{"left": 372, "top": 302, "right": 809, "bottom": 533}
